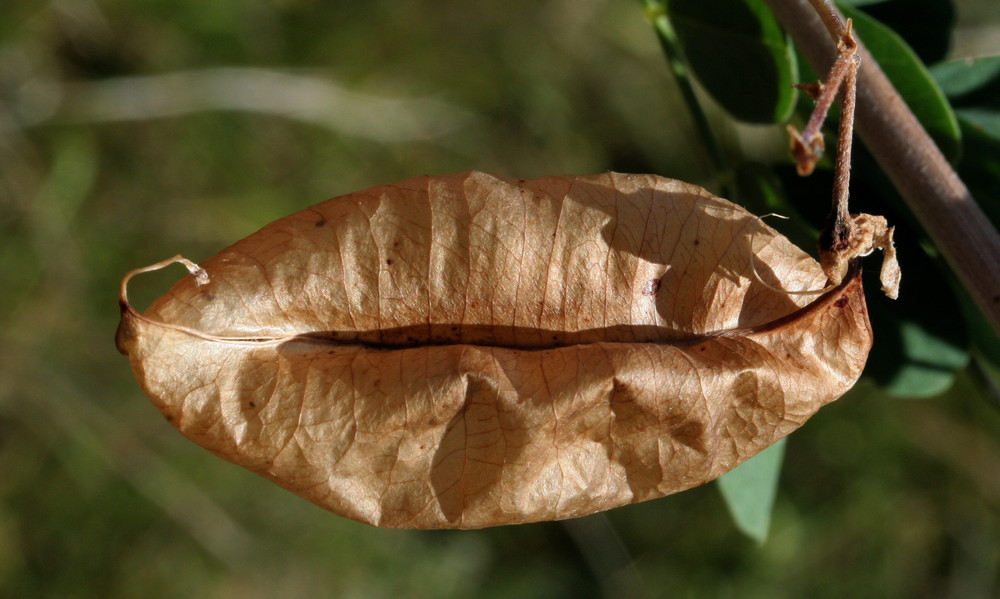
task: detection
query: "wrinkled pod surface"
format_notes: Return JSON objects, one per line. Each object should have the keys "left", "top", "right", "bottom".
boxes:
{"left": 117, "top": 171, "right": 872, "bottom": 529}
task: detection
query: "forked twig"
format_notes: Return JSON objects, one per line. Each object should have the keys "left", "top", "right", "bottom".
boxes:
{"left": 787, "top": 20, "right": 900, "bottom": 299}
{"left": 765, "top": 0, "right": 1000, "bottom": 330}
{"left": 787, "top": 19, "right": 858, "bottom": 178}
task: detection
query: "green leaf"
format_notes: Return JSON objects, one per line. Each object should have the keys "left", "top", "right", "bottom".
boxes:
{"left": 881, "top": 319, "right": 970, "bottom": 397}
{"left": 955, "top": 117, "right": 1000, "bottom": 229}
{"left": 717, "top": 438, "right": 785, "bottom": 544}
{"left": 956, "top": 108, "right": 1000, "bottom": 140}
{"left": 930, "top": 56, "right": 1000, "bottom": 100}
{"left": 668, "top": 0, "right": 798, "bottom": 124}
{"left": 839, "top": 4, "right": 962, "bottom": 161}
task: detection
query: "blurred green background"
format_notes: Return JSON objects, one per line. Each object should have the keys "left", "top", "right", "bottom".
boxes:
{"left": 2, "top": 1, "right": 999, "bottom": 597}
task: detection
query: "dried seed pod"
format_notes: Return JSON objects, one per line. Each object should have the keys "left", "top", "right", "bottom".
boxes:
{"left": 117, "top": 171, "right": 872, "bottom": 529}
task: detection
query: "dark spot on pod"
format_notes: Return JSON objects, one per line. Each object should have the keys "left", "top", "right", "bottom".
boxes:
{"left": 386, "top": 259, "right": 393, "bottom": 265}
{"left": 315, "top": 219, "right": 326, "bottom": 228}
{"left": 641, "top": 279, "right": 661, "bottom": 296}
{"left": 693, "top": 239, "right": 700, "bottom": 246}
{"left": 834, "top": 297, "right": 849, "bottom": 308}
{"left": 248, "top": 401, "right": 256, "bottom": 408}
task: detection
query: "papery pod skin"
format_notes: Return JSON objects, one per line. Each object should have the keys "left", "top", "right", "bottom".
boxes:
{"left": 117, "top": 171, "right": 872, "bottom": 529}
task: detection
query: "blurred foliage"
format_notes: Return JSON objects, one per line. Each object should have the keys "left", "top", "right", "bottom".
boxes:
{"left": 660, "top": 0, "right": 798, "bottom": 124}
{"left": 717, "top": 438, "right": 786, "bottom": 544}
{"left": 1, "top": 0, "right": 998, "bottom": 598}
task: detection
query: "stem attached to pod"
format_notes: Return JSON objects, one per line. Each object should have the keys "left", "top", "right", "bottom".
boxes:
{"left": 787, "top": 20, "right": 899, "bottom": 299}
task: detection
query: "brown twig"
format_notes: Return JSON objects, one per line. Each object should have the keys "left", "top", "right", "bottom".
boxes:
{"left": 791, "top": 22, "right": 899, "bottom": 299}
{"left": 787, "top": 21, "right": 858, "bottom": 177}
{"left": 827, "top": 27, "right": 859, "bottom": 253}
{"left": 763, "top": 0, "right": 1000, "bottom": 333}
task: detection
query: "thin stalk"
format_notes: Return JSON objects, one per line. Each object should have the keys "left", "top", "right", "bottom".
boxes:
{"left": 832, "top": 50, "right": 858, "bottom": 230}
{"left": 642, "top": 0, "right": 728, "bottom": 175}
{"left": 787, "top": 23, "right": 858, "bottom": 176}
{"left": 763, "top": 0, "right": 1000, "bottom": 333}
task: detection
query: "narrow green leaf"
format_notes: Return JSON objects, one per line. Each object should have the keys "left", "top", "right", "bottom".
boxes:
{"left": 839, "top": 4, "right": 961, "bottom": 161}
{"left": 956, "top": 108, "right": 1000, "bottom": 140}
{"left": 643, "top": 0, "right": 729, "bottom": 172}
{"left": 669, "top": 0, "right": 798, "bottom": 124}
{"left": 930, "top": 56, "right": 1000, "bottom": 100}
{"left": 955, "top": 117, "right": 1000, "bottom": 229}
{"left": 882, "top": 320, "right": 970, "bottom": 397}
{"left": 717, "top": 438, "right": 785, "bottom": 544}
